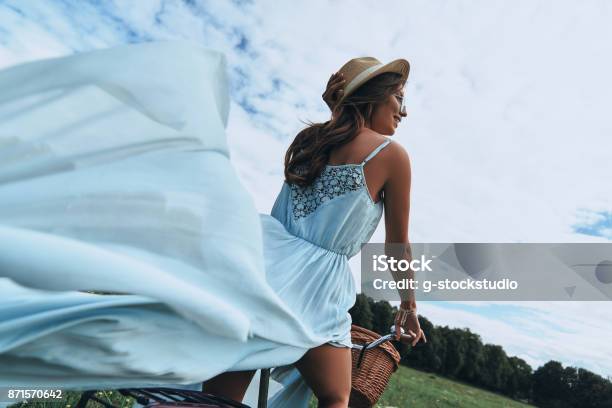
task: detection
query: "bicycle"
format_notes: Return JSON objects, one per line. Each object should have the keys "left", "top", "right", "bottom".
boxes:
{"left": 74, "top": 326, "right": 411, "bottom": 408}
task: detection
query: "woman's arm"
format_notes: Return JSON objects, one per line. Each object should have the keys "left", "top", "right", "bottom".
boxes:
{"left": 382, "top": 142, "right": 426, "bottom": 345}
{"left": 382, "top": 141, "right": 415, "bottom": 307}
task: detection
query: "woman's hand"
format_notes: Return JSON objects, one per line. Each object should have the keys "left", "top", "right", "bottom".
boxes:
{"left": 394, "top": 307, "right": 427, "bottom": 347}
{"left": 322, "top": 72, "right": 346, "bottom": 111}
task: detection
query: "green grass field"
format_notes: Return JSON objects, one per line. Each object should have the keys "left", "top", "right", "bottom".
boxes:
{"left": 12, "top": 366, "right": 534, "bottom": 408}
{"left": 353, "top": 365, "right": 533, "bottom": 408}
{"left": 310, "top": 365, "right": 534, "bottom": 408}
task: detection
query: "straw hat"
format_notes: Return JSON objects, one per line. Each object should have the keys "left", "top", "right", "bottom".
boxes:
{"left": 336, "top": 57, "right": 410, "bottom": 105}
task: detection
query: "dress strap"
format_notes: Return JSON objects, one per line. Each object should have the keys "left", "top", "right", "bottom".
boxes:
{"left": 361, "top": 139, "right": 391, "bottom": 165}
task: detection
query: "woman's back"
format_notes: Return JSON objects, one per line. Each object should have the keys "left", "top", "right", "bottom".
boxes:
{"left": 328, "top": 129, "right": 392, "bottom": 203}
{"left": 269, "top": 134, "right": 392, "bottom": 258}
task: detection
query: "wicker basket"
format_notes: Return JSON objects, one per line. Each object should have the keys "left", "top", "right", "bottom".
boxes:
{"left": 349, "top": 325, "right": 401, "bottom": 408}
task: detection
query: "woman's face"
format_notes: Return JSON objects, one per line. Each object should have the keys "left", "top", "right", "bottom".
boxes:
{"left": 369, "top": 86, "right": 407, "bottom": 135}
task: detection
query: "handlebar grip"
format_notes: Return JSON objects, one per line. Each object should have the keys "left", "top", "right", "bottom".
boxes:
{"left": 389, "top": 325, "right": 415, "bottom": 344}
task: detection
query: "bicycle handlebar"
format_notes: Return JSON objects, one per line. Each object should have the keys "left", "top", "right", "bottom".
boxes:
{"left": 351, "top": 325, "right": 413, "bottom": 351}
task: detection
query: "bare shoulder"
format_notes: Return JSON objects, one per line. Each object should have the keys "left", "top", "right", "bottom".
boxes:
{"left": 353, "top": 128, "right": 410, "bottom": 177}
{"left": 384, "top": 140, "right": 411, "bottom": 174}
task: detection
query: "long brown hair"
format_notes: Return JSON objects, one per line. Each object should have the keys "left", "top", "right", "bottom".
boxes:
{"left": 284, "top": 72, "right": 405, "bottom": 187}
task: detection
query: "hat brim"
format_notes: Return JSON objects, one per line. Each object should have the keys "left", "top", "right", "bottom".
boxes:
{"left": 338, "top": 58, "right": 410, "bottom": 106}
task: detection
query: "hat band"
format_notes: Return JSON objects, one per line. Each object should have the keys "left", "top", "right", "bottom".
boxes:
{"left": 344, "top": 63, "right": 384, "bottom": 96}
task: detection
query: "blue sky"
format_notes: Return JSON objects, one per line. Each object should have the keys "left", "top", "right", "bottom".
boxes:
{"left": 1, "top": 0, "right": 611, "bottom": 378}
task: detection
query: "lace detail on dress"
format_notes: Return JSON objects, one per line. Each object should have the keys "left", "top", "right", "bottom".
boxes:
{"left": 290, "top": 166, "right": 363, "bottom": 220}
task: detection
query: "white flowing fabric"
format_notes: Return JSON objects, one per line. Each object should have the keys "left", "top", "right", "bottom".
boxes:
{"left": 0, "top": 41, "right": 329, "bottom": 407}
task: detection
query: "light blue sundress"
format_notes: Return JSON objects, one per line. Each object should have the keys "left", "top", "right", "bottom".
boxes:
{"left": 263, "top": 140, "right": 391, "bottom": 350}
{"left": 0, "top": 41, "right": 391, "bottom": 408}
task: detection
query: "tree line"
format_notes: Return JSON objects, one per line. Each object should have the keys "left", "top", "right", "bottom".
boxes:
{"left": 349, "top": 294, "right": 612, "bottom": 408}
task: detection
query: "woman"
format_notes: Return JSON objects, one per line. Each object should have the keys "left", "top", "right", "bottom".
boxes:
{"left": 0, "top": 43, "right": 424, "bottom": 408}
{"left": 204, "top": 57, "right": 427, "bottom": 407}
